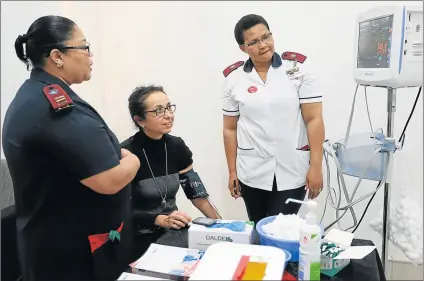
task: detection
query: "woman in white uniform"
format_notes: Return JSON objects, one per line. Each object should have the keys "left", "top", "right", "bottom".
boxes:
{"left": 222, "top": 14, "right": 325, "bottom": 225}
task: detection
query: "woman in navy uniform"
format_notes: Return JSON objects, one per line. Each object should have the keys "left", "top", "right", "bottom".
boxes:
{"left": 2, "top": 16, "right": 140, "bottom": 281}
{"left": 222, "top": 14, "right": 325, "bottom": 225}
{"left": 121, "top": 85, "right": 221, "bottom": 260}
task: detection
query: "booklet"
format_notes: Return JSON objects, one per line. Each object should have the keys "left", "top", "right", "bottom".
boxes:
{"left": 130, "top": 244, "right": 205, "bottom": 280}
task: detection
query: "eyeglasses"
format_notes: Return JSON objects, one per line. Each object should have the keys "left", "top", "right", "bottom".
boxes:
{"left": 60, "top": 42, "right": 91, "bottom": 54}
{"left": 145, "top": 104, "right": 176, "bottom": 117}
{"left": 244, "top": 33, "right": 273, "bottom": 47}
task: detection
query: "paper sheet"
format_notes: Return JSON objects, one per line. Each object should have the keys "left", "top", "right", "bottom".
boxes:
{"left": 324, "top": 228, "right": 354, "bottom": 246}
{"left": 334, "top": 246, "right": 376, "bottom": 260}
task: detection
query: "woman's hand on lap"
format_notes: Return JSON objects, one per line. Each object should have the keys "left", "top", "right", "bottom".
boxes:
{"left": 155, "top": 211, "right": 192, "bottom": 229}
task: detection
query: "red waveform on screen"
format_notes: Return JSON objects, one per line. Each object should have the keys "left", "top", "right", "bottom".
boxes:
{"left": 377, "top": 41, "right": 388, "bottom": 55}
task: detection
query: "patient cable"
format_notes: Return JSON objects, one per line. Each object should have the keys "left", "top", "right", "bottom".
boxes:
{"left": 321, "top": 84, "right": 400, "bottom": 233}
{"left": 322, "top": 142, "right": 387, "bottom": 232}
{"left": 322, "top": 85, "right": 421, "bottom": 236}
{"left": 207, "top": 197, "right": 223, "bottom": 219}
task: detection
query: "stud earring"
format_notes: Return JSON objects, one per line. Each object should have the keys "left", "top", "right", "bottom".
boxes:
{"left": 56, "top": 62, "right": 63, "bottom": 68}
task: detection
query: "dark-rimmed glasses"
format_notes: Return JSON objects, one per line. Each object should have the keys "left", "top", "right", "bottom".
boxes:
{"left": 60, "top": 42, "right": 91, "bottom": 54}
{"left": 145, "top": 104, "right": 176, "bottom": 117}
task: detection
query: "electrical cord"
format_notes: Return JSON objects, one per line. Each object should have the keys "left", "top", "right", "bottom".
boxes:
{"left": 207, "top": 197, "right": 222, "bottom": 219}
{"left": 343, "top": 84, "right": 360, "bottom": 147}
{"left": 324, "top": 86, "right": 422, "bottom": 233}
{"left": 320, "top": 152, "right": 338, "bottom": 225}
{"left": 398, "top": 86, "right": 421, "bottom": 144}
{"left": 322, "top": 141, "right": 360, "bottom": 232}
{"left": 341, "top": 85, "right": 378, "bottom": 232}
{"left": 347, "top": 85, "right": 379, "bottom": 233}
{"left": 364, "top": 85, "right": 374, "bottom": 133}
{"left": 352, "top": 183, "right": 379, "bottom": 233}
{"left": 351, "top": 86, "right": 421, "bottom": 233}
{"left": 321, "top": 151, "right": 345, "bottom": 230}
{"left": 327, "top": 146, "right": 383, "bottom": 210}
{"left": 323, "top": 144, "right": 386, "bottom": 232}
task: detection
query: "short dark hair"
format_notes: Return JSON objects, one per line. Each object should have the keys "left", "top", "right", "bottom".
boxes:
{"left": 234, "top": 14, "right": 270, "bottom": 45}
{"left": 15, "top": 15, "right": 76, "bottom": 70}
{"left": 128, "top": 85, "right": 166, "bottom": 128}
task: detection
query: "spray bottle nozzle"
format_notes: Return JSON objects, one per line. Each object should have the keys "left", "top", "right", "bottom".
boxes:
{"left": 285, "top": 198, "right": 318, "bottom": 210}
{"left": 286, "top": 199, "right": 318, "bottom": 225}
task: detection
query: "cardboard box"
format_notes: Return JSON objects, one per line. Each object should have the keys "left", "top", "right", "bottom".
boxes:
{"left": 320, "top": 252, "right": 350, "bottom": 277}
{"left": 320, "top": 229, "right": 376, "bottom": 277}
{"left": 188, "top": 220, "right": 254, "bottom": 250}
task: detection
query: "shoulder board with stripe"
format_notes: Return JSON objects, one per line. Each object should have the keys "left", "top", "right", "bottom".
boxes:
{"left": 223, "top": 61, "right": 244, "bottom": 77}
{"left": 42, "top": 84, "right": 75, "bottom": 112}
{"left": 281, "top": 51, "right": 307, "bottom": 63}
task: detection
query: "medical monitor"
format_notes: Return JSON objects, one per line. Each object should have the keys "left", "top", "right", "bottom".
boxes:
{"left": 353, "top": 4, "right": 423, "bottom": 88}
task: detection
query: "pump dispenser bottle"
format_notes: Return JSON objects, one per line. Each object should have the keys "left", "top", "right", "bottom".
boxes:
{"left": 285, "top": 198, "right": 321, "bottom": 280}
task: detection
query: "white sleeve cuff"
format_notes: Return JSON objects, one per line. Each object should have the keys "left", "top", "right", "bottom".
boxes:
{"left": 299, "top": 95, "right": 322, "bottom": 104}
{"left": 222, "top": 109, "right": 240, "bottom": 116}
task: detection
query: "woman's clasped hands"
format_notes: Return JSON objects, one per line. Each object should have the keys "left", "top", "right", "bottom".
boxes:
{"left": 155, "top": 211, "right": 192, "bottom": 229}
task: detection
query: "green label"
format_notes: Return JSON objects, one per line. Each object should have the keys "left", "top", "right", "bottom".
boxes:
{"left": 108, "top": 230, "right": 121, "bottom": 242}
{"left": 310, "top": 261, "right": 321, "bottom": 280}
{"left": 246, "top": 221, "right": 254, "bottom": 226}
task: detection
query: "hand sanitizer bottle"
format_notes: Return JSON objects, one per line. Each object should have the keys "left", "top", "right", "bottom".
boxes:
{"left": 285, "top": 198, "right": 321, "bottom": 280}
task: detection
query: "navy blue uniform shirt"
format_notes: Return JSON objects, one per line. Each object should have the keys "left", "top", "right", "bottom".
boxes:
{"left": 2, "top": 68, "right": 133, "bottom": 281}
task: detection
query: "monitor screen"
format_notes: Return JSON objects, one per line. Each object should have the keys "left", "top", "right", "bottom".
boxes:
{"left": 357, "top": 15, "right": 394, "bottom": 69}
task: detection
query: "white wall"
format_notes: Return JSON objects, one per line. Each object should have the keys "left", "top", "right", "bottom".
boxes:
{"left": 1, "top": 1, "right": 422, "bottom": 263}
{"left": 1, "top": 1, "right": 64, "bottom": 158}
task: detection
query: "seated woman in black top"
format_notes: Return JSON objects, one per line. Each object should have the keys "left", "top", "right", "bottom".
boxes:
{"left": 121, "top": 85, "right": 221, "bottom": 260}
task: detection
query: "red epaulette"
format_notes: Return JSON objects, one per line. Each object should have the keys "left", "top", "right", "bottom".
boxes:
{"left": 281, "top": 51, "right": 307, "bottom": 64}
{"left": 42, "top": 84, "right": 75, "bottom": 112}
{"left": 223, "top": 61, "right": 244, "bottom": 77}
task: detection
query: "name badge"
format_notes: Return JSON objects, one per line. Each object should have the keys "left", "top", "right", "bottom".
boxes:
{"left": 284, "top": 61, "right": 304, "bottom": 80}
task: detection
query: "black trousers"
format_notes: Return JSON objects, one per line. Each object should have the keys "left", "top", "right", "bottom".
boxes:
{"left": 239, "top": 176, "right": 307, "bottom": 226}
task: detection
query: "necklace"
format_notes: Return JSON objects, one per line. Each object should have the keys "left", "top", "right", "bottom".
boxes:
{"left": 142, "top": 142, "right": 168, "bottom": 207}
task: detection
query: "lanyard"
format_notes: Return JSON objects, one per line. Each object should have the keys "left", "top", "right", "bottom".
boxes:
{"left": 142, "top": 142, "right": 168, "bottom": 207}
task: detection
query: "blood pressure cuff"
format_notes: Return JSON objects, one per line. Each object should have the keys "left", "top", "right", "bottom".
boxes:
{"left": 179, "top": 170, "right": 209, "bottom": 199}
